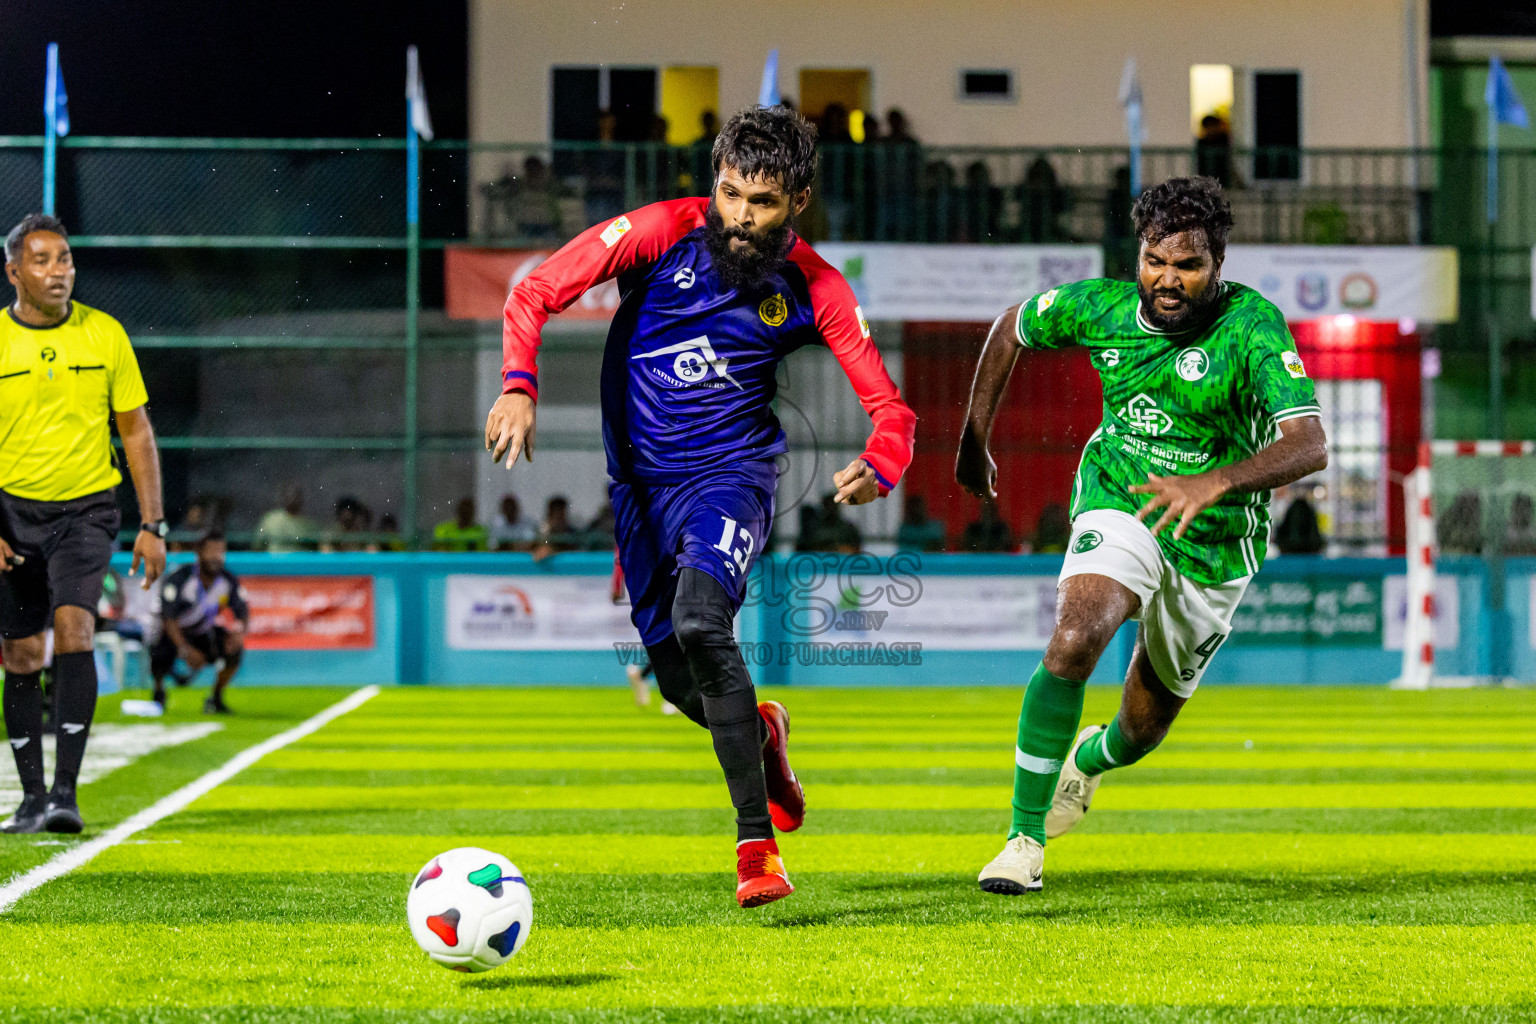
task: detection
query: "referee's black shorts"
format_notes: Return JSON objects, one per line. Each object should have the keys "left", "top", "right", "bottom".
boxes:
{"left": 0, "top": 488, "right": 120, "bottom": 640}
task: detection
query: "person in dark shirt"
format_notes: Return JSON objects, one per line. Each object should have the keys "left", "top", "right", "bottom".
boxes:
{"left": 895, "top": 494, "right": 946, "bottom": 552}
{"left": 150, "top": 531, "right": 248, "bottom": 714}
{"left": 960, "top": 496, "right": 1017, "bottom": 552}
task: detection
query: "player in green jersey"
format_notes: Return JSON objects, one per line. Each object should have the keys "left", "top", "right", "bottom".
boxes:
{"left": 956, "top": 177, "right": 1328, "bottom": 894}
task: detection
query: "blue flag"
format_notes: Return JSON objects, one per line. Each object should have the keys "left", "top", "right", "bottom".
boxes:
{"left": 758, "top": 50, "right": 780, "bottom": 108}
{"left": 1486, "top": 56, "right": 1529, "bottom": 129}
{"left": 1485, "top": 56, "right": 1529, "bottom": 224}
{"left": 47, "top": 42, "right": 69, "bottom": 137}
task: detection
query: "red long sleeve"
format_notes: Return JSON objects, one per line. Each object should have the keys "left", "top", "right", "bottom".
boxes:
{"left": 788, "top": 242, "right": 917, "bottom": 496}
{"left": 501, "top": 198, "right": 708, "bottom": 400}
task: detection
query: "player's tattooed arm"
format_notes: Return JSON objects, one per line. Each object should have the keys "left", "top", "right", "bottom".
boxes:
{"left": 1131, "top": 415, "right": 1328, "bottom": 539}
{"left": 956, "top": 305, "right": 1023, "bottom": 498}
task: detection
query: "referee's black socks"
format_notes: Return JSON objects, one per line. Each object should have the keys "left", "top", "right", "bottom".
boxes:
{"left": 2, "top": 669, "right": 46, "bottom": 797}
{"left": 50, "top": 651, "right": 98, "bottom": 796}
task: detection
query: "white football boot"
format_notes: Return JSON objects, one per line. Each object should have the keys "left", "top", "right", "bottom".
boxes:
{"left": 1045, "top": 724, "right": 1107, "bottom": 839}
{"left": 978, "top": 835, "right": 1044, "bottom": 895}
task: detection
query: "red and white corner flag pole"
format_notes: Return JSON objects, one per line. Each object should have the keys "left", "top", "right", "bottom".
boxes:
{"left": 1397, "top": 442, "right": 1436, "bottom": 689}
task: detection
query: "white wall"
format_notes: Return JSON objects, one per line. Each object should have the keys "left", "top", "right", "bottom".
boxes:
{"left": 471, "top": 0, "right": 1420, "bottom": 148}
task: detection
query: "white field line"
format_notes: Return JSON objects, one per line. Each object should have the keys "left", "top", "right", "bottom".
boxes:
{"left": 0, "top": 685, "right": 380, "bottom": 914}
{"left": 1, "top": 723, "right": 224, "bottom": 808}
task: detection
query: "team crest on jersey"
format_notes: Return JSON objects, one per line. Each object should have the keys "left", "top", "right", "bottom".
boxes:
{"left": 1282, "top": 350, "right": 1307, "bottom": 379}
{"left": 1072, "top": 530, "right": 1103, "bottom": 554}
{"left": 1124, "top": 393, "right": 1174, "bottom": 436}
{"left": 600, "top": 215, "right": 632, "bottom": 249}
{"left": 1102, "top": 349, "right": 1120, "bottom": 367}
{"left": 1036, "top": 289, "right": 1058, "bottom": 315}
{"left": 758, "top": 293, "right": 788, "bottom": 327}
{"left": 1176, "top": 347, "right": 1209, "bottom": 382}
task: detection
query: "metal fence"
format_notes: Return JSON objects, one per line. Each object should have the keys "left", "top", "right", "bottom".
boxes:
{"left": 0, "top": 135, "right": 1531, "bottom": 546}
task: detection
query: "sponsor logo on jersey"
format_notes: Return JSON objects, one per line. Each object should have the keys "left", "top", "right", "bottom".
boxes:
{"left": 631, "top": 335, "right": 743, "bottom": 390}
{"left": 599, "top": 215, "right": 632, "bottom": 249}
{"left": 759, "top": 293, "right": 788, "bottom": 327}
{"left": 1102, "top": 349, "right": 1120, "bottom": 367}
{"left": 1072, "top": 530, "right": 1103, "bottom": 554}
{"left": 1296, "top": 273, "right": 1328, "bottom": 312}
{"left": 1176, "top": 347, "right": 1209, "bottom": 382}
{"left": 1339, "top": 273, "right": 1378, "bottom": 310}
{"left": 854, "top": 304, "right": 871, "bottom": 338}
{"left": 1036, "top": 289, "right": 1058, "bottom": 315}
{"left": 1282, "top": 350, "right": 1307, "bottom": 379}
{"left": 1123, "top": 393, "right": 1174, "bottom": 436}
{"left": 673, "top": 267, "right": 696, "bottom": 290}
{"left": 40, "top": 346, "right": 56, "bottom": 362}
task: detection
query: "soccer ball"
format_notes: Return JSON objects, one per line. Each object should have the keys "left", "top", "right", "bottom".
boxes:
{"left": 406, "top": 847, "right": 533, "bottom": 973}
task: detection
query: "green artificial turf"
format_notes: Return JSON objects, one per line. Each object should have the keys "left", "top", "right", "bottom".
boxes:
{"left": 0, "top": 684, "right": 1533, "bottom": 1023}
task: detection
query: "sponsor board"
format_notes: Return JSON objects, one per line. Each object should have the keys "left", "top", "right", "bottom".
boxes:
{"left": 242, "top": 576, "right": 374, "bottom": 650}
{"left": 1228, "top": 577, "right": 1383, "bottom": 646}
{"left": 803, "top": 574, "right": 1058, "bottom": 650}
{"left": 445, "top": 247, "right": 620, "bottom": 321}
{"left": 447, "top": 575, "right": 637, "bottom": 650}
{"left": 1382, "top": 574, "right": 1461, "bottom": 650}
{"left": 1223, "top": 246, "right": 1459, "bottom": 323}
{"left": 817, "top": 244, "right": 1102, "bottom": 322}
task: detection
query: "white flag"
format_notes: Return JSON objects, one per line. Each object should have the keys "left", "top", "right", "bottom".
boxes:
{"left": 406, "top": 45, "right": 434, "bottom": 141}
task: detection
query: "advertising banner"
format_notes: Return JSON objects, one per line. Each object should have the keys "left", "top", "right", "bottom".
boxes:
{"left": 445, "top": 246, "right": 620, "bottom": 322}
{"left": 242, "top": 576, "right": 375, "bottom": 650}
{"left": 446, "top": 575, "right": 636, "bottom": 650}
{"left": 1383, "top": 574, "right": 1461, "bottom": 650}
{"left": 804, "top": 574, "right": 1059, "bottom": 650}
{"left": 445, "top": 242, "right": 1102, "bottom": 324}
{"left": 1228, "top": 576, "right": 1383, "bottom": 646}
{"left": 1223, "top": 246, "right": 1459, "bottom": 323}
{"left": 814, "top": 244, "right": 1102, "bottom": 322}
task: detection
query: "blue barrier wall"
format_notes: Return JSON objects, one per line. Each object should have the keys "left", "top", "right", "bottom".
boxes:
{"left": 109, "top": 551, "right": 1527, "bottom": 688}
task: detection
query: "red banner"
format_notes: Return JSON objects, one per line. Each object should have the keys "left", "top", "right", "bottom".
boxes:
{"left": 444, "top": 245, "right": 619, "bottom": 322}
{"left": 242, "top": 576, "right": 375, "bottom": 650}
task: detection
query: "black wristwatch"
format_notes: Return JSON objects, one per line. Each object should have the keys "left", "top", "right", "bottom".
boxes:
{"left": 141, "top": 520, "right": 168, "bottom": 539}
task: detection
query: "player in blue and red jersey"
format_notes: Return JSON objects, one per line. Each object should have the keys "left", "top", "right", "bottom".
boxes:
{"left": 484, "top": 106, "right": 915, "bottom": 907}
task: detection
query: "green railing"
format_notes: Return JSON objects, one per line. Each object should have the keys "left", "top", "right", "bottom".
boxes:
{"left": 1, "top": 136, "right": 1532, "bottom": 545}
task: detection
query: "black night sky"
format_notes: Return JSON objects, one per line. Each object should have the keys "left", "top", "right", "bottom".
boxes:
{"left": 0, "top": 1, "right": 467, "bottom": 138}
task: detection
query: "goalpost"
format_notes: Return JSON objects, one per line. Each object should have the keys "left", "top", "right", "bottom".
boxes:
{"left": 1395, "top": 439, "right": 1536, "bottom": 689}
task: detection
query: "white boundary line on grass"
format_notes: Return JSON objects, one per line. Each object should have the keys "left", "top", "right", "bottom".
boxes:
{"left": 0, "top": 684, "right": 381, "bottom": 914}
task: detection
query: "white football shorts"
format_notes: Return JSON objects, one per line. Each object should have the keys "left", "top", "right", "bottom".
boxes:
{"left": 1060, "top": 508, "right": 1250, "bottom": 697}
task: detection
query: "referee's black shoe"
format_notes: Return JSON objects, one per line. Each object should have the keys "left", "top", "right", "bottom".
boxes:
{"left": 43, "top": 789, "right": 83, "bottom": 834}
{"left": 1, "top": 793, "right": 48, "bottom": 834}
{"left": 204, "top": 694, "right": 232, "bottom": 715}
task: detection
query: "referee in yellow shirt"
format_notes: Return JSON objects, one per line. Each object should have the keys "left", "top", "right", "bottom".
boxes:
{"left": 0, "top": 214, "right": 167, "bottom": 835}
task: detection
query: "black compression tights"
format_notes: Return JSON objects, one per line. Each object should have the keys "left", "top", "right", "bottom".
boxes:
{"left": 664, "top": 568, "right": 772, "bottom": 842}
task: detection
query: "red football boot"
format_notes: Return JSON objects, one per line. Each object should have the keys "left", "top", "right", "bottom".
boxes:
{"left": 758, "top": 700, "right": 805, "bottom": 832}
{"left": 736, "top": 837, "right": 794, "bottom": 907}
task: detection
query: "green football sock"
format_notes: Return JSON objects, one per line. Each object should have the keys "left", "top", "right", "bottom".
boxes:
{"left": 1008, "top": 663, "right": 1086, "bottom": 845}
{"left": 1074, "top": 716, "right": 1159, "bottom": 776}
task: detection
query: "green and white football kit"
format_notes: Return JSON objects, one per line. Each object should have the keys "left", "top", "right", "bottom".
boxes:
{"left": 980, "top": 278, "right": 1321, "bottom": 887}
{"left": 1018, "top": 277, "right": 1319, "bottom": 695}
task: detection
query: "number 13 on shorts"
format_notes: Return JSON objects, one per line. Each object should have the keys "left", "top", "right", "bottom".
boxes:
{"left": 714, "top": 516, "right": 755, "bottom": 575}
